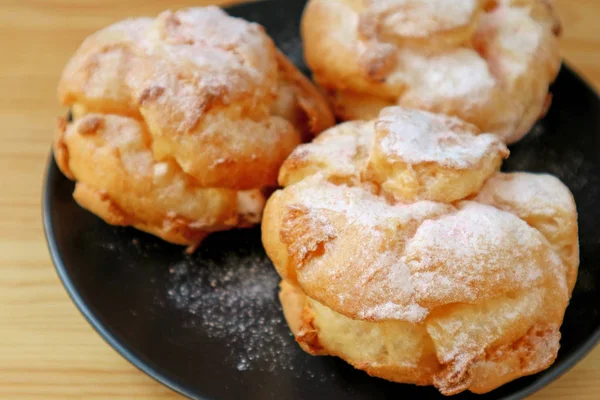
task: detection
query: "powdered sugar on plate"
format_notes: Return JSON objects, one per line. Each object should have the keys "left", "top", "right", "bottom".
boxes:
{"left": 164, "top": 247, "right": 330, "bottom": 379}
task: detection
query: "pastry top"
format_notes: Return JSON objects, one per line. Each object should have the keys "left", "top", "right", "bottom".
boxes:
{"left": 358, "top": 0, "right": 481, "bottom": 47}
{"left": 263, "top": 107, "right": 578, "bottom": 325}
{"left": 280, "top": 107, "right": 509, "bottom": 203}
{"left": 474, "top": 172, "right": 579, "bottom": 292}
{"left": 373, "top": 107, "right": 487, "bottom": 167}
{"left": 59, "top": 7, "right": 334, "bottom": 190}
{"left": 266, "top": 176, "right": 572, "bottom": 325}
{"left": 302, "top": 0, "right": 561, "bottom": 143}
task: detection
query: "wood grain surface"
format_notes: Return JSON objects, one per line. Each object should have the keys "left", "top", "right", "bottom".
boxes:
{"left": 1, "top": 0, "right": 599, "bottom": 399}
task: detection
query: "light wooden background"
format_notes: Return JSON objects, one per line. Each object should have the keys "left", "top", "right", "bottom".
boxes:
{"left": 1, "top": 0, "right": 599, "bottom": 399}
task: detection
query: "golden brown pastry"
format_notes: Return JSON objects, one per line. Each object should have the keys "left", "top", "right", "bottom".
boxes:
{"left": 262, "top": 107, "right": 578, "bottom": 395}
{"left": 55, "top": 7, "right": 334, "bottom": 250}
{"left": 302, "top": 0, "right": 562, "bottom": 143}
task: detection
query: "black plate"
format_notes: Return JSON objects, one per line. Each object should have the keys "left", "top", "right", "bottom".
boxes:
{"left": 44, "top": 1, "right": 600, "bottom": 399}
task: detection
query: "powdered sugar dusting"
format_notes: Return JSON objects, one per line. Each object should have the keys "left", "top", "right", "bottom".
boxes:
{"left": 399, "top": 48, "right": 497, "bottom": 99}
{"left": 476, "top": 172, "right": 576, "bottom": 218}
{"left": 405, "top": 202, "right": 547, "bottom": 306}
{"left": 355, "top": 253, "right": 430, "bottom": 322}
{"left": 165, "top": 251, "right": 311, "bottom": 374}
{"left": 288, "top": 122, "right": 373, "bottom": 182}
{"left": 359, "top": 301, "right": 428, "bottom": 322}
{"left": 365, "top": 0, "right": 478, "bottom": 38}
{"left": 292, "top": 176, "right": 450, "bottom": 229}
{"left": 157, "top": 7, "right": 258, "bottom": 49}
{"left": 376, "top": 107, "right": 504, "bottom": 168}
{"left": 148, "top": 6, "right": 275, "bottom": 95}
{"left": 286, "top": 177, "right": 453, "bottom": 322}
{"left": 477, "top": 6, "right": 546, "bottom": 79}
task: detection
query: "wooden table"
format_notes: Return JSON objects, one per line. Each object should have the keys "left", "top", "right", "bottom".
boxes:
{"left": 1, "top": 1, "right": 599, "bottom": 398}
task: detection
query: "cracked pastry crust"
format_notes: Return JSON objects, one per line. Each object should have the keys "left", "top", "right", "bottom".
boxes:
{"left": 302, "top": 0, "right": 562, "bottom": 143}
{"left": 262, "top": 107, "right": 578, "bottom": 395}
{"left": 54, "top": 7, "right": 334, "bottom": 250}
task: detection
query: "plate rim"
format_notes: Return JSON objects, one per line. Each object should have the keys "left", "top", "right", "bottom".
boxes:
{"left": 41, "top": 4, "right": 600, "bottom": 394}
{"left": 42, "top": 155, "right": 211, "bottom": 400}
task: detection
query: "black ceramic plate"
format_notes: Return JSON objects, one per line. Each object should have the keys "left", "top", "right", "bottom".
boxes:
{"left": 44, "top": 1, "right": 600, "bottom": 399}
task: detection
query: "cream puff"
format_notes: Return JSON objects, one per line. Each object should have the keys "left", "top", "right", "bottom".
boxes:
{"left": 302, "top": 0, "right": 561, "bottom": 143}
{"left": 55, "top": 6, "right": 334, "bottom": 250}
{"left": 262, "top": 106, "right": 578, "bottom": 395}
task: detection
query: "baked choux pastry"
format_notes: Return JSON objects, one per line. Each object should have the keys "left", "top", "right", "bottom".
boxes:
{"left": 54, "top": 7, "right": 334, "bottom": 250}
{"left": 302, "top": 0, "right": 562, "bottom": 143}
{"left": 262, "top": 107, "right": 578, "bottom": 395}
